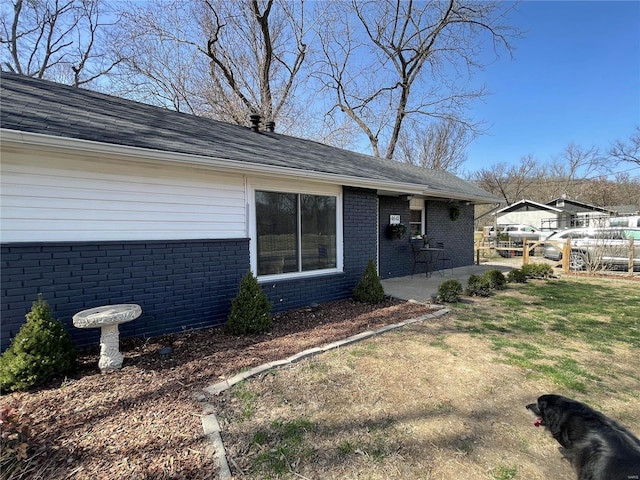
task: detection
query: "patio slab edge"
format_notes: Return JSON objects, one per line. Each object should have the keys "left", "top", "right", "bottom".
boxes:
{"left": 200, "top": 306, "right": 450, "bottom": 480}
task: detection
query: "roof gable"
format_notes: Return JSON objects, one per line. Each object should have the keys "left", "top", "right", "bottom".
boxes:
{"left": 496, "top": 199, "right": 562, "bottom": 214}
{"left": 545, "top": 198, "right": 613, "bottom": 213}
{"left": 1, "top": 72, "right": 499, "bottom": 203}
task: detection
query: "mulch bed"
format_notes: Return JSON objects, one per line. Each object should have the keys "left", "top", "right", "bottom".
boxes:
{"left": 2, "top": 298, "right": 436, "bottom": 480}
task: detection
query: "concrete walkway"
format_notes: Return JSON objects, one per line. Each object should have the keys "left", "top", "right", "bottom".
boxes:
{"left": 381, "top": 261, "right": 515, "bottom": 303}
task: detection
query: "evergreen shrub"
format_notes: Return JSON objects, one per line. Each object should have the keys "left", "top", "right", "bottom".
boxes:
{"left": 521, "top": 263, "right": 554, "bottom": 279}
{"left": 226, "top": 271, "right": 273, "bottom": 335}
{"left": 466, "top": 274, "right": 493, "bottom": 297}
{"left": 507, "top": 268, "right": 528, "bottom": 283}
{"left": 438, "top": 279, "right": 463, "bottom": 303}
{"left": 0, "top": 294, "right": 77, "bottom": 392}
{"left": 353, "top": 259, "right": 385, "bottom": 304}
{"left": 482, "top": 269, "right": 507, "bottom": 290}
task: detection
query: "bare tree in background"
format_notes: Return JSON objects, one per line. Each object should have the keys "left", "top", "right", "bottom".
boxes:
{"left": 314, "top": 0, "right": 517, "bottom": 159}
{"left": 396, "top": 119, "right": 473, "bottom": 173}
{"left": 0, "top": 0, "right": 121, "bottom": 86}
{"left": 470, "top": 154, "right": 542, "bottom": 204}
{"left": 109, "top": 0, "right": 209, "bottom": 113}
{"left": 113, "top": 0, "right": 309, "bottom": 129}
{"left": 547, "top": 143, "right": 609, "bottom": 200}
{"left": 610, "top": 127, "right": 640, "bottom": 166}
{"left": 470, "top": 139, "right": 640, "bottom": 213}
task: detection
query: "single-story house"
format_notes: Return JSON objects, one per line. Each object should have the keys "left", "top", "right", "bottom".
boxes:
{"left": 495, "top": 198, "right": 615, "bottom": 230}
{"left": 0, "top": 72, "right": 499, "bottom": 351}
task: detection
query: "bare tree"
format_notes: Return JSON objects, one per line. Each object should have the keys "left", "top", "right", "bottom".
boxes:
{"left": 545, "top": 143, "right": 609, "bottom": 200}
{"left": 470, "top": 154, "right": 542, "bottom": 204}
{"left": 0, "top": 0, "right": 121, "bottom": 86}
{"left": 396, "top": 119, "right": 473, "bottom": 173}
{"left": 314, "top": 0, "right": 517, "bottom": 159}
{"left": 109, "top": 0, "right": 209, "bottom": 113}
{"left": 610, "top": 127, "right": 640, "bottom": 166}
{"left": 199, "top": 0, "right": 308, "bottom": 125}
{"left": 113, "top": 0, "right": 310, "bottom": 129}
{"left": 549, "top": 143, "right": 607, "bottom": 179}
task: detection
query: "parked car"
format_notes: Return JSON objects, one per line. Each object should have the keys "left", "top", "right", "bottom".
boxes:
{"left": 609, "top": 216, "right": 640, "bottom": 228}
{"left": 490, "top": 224, "right": 550, "bottom": 257}
{"left": 487, "top": 224, "right": 548, "bottom": 240}
{"left": 500, "top": 224, "right": 552, "bottom": 242}
{"left": 543, "top": 227, "right": 640, "bottom": 271}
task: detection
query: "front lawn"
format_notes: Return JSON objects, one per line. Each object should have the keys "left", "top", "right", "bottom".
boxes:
{"left": 214, "top": 277, "right": 640, "bottom": 479}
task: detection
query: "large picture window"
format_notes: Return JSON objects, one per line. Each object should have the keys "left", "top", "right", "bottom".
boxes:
{"left": 256, "top": 190, "right": 337, "bottom": 275}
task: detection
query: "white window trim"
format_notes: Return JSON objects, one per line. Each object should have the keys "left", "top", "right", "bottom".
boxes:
{"left": 409, "top": 198, "right": 426, "bottom": 237}
{"left": 247, "top": 178, "right": 344, "bottom": 280}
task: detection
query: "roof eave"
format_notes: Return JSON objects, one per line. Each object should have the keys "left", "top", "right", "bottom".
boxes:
{"left": 1, "top": 129, "right": 499, "bottom": 203}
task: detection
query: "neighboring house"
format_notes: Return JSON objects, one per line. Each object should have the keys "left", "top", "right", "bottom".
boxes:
{"left": 495, "top": 198, "right": 615, "bottom": 231}
{"left": 606, "top": 205, "right": 640, "bottom": 217}
{"left": 0, "top": 72, "right": 499, "bottom": 351}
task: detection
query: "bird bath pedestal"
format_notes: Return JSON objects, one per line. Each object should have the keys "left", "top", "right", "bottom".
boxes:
{"left": 73, "top": 304, "right": 142, "bottom": 372}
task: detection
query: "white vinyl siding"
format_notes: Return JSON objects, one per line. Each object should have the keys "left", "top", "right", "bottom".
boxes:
{"left": 0, "top": 151, "right": 246, "bottom": 242}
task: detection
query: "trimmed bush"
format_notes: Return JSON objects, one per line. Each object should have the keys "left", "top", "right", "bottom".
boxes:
{"left": 353, "top": 259, "right": 385, "bottom": 304}
{"left": 507, "top": 268, "right": 528, "bottom": 283}
{"left": 521, "top": 263, "right": 554, "bottom": 279}
{"left": 466, "top": 274, "right": 493, "bottom": 297}
{"left": 0, "top": 294, "right": 77, "bottom": 392}
{"left": 226, "top": 271, "right": 273, "bottom": 335}
{"left": 483, "top": 269, "right": 507, "bottom": 290}
{"left": 438, "top": 279, "right": 463, "bottom": 303}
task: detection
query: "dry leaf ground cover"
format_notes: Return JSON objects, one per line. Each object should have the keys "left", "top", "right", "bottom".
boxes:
{"left": 1, "top": 298, "right": 433, "bottom": 480}
{"left": 212, "top": 277, "right": 640, "bottom": 479}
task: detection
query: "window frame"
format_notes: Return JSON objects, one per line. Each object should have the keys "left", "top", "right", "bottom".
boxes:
{"left": 409, "top": 198, "right": 425, "bottom": 238}
{"left": 249, "top": 180, "right": 343, "bottom": 280}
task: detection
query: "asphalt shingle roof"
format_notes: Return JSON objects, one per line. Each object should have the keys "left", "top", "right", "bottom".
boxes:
{"left": 1, "top": 72, "right": 499, "bottom": 203}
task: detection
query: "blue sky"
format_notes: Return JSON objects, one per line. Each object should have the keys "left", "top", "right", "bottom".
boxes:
{"left": 464, "top": 0, "right": 640, "bottom": 176}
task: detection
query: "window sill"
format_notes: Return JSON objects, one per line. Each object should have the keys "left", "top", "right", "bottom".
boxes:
{"left": 257, "top": 268, "right": 343, "bottom": 283}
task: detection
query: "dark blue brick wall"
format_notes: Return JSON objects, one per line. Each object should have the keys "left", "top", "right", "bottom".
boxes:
{"left": 1, "top": 239, "right": 249, "bottom": 351}
{"left": 343, "top": 187, "right": 378, "bottom": 275}
{"left": 379, "top": 196, "right": 413, "bottom": 279}
{"left": 425, "top": 202, "right": 475, "bottom": 267}
{"left": 378, "top": 198, "right": 475, "bottom": 279}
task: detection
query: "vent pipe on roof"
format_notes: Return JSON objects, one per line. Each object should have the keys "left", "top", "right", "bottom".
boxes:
{"left": 265, "top": 121, "right": 275, "bottom": 133}
{"left": 249, "top": 114, "right": 261, "bottom": 132}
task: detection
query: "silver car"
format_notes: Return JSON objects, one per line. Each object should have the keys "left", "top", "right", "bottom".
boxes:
{"left": 543, "top": 227, "right": 640, "bottom": 271}
{"left": 493, "top": 224, "right": 551, "bottom": 242}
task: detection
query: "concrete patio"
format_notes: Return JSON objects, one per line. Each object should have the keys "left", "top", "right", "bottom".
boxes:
{"left": 381, "top": 260, "right": 516, "bottom": 303}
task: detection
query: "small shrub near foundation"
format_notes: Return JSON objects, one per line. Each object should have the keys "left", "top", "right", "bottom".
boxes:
{"left": 483, "top": 269, "right": 507, "bottom": 290}
{"left": 226, "top": 271, "right": 273, "bottom": 335}
{"left": 466, "top": 274, "right": 493, "bottom": 297}
{"left": 438, "top": 279, "right": 463, "bottom": 303}
{"left": 521, "top": 263, "right": 554, "bottom": 279}
{"left": 0, "top": 294, "right": 77, "bottom": 392}
{"left": 507, "top": 268, "right": 528, "bottom": 283}
{"left": 353, "top": 259, "right": 385, "bottom": 304}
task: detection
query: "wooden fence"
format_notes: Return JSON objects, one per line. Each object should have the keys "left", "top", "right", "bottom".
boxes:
{"left": 475, "top": 235, "right": 637, "bottom": 277}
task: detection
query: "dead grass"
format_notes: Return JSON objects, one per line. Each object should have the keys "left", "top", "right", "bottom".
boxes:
{"left": 213, "top": 279, "right": 640, "bottom": 480}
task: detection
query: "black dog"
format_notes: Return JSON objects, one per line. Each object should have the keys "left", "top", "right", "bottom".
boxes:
{"left": 526, "top": 394, "right": 640, "bottom": 480}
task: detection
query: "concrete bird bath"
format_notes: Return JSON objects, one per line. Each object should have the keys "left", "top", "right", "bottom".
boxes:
{"left": 73, "top": 304, "right": 142, "bottom": 372}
